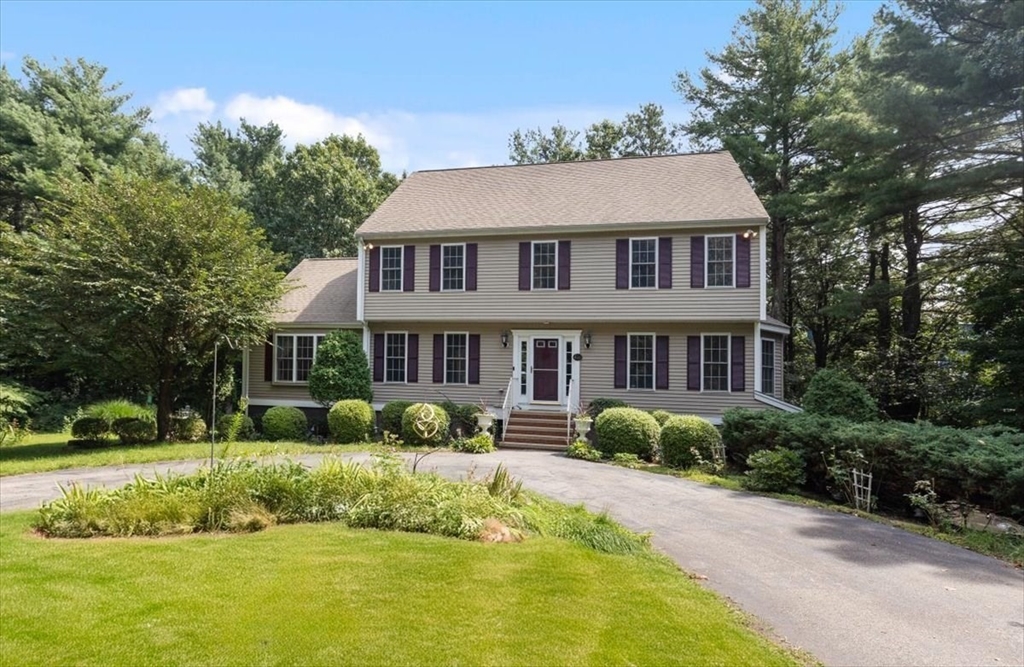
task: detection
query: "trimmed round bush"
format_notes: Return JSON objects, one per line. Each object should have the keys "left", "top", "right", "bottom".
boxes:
{"left": 328, "top": 399, "right": 375, "bottom": 444}
{"left": 587, "top": 398, "right": 629, "bottom": 420}
{"left": 802, "top": 369, "right": 878, "bottom": 422}
{"left": 594, "top": 407, "right": 661, "bottom": 461}
{"left": 215, "top": 414, "right": 257, "bottom": 441}
{"left": 650, "top": 410, "right": 674, "bottom": 426}
{"left": 71, "top": 416, "right": 110, "bottom": 440}
{"left": 381, "top": 400, "right": 413, "bottom": 435}
{"left": 261, "top": 406, "right": 307, "bottom": 441}
{"left": 401, "top": 403, "right": 450, "bottom": 447}
{"left": 112, "top": 417, "right": 157, "bottom": 445}
{"left": 744, "top": 447, "right": 806, "bottom": 492}
{"left": 660, "top": 415, "right": 722, "bottom": 468}
{"left": 170, "top": 414, "right": 208, "bottom": 442}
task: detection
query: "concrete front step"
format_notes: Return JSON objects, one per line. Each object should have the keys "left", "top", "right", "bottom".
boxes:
{"left": 503, "top": 434, "right": 570, "bottom": 447}
{"left": 498, "top": 440, "right": 569, "bottom": 451}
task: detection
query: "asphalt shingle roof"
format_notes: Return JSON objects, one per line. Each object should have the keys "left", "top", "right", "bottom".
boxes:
{"left": 276, "top": 258, "right": 359, "bottom": 324}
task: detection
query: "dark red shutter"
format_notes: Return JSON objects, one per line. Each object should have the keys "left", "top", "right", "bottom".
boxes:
{"left": 557, "top": 240, "right": 571, "bottom": 290}
{"left": 518, "top": 242, "right": 531, "bottom": 291}
{"left": 616, "top": 239, "right": 629, "bottom": 289}
{"left": 687, "top": 336, "right": 701, "bottom": 391}
{"left": 368, "top": 247, "right": 380, "bottom": 292}
{"left": 264, "top": 334, "right": 274, "bottom": 381}
{"left": 373, "top": 333, "right": 385, "bottom": 382}
{"left": 656, "top": 335, "right": 669, "bottom": 390}
{"left": 432, "top": 334, "right": 444, "bottom": 383}
{"left": 731, "top": 336, "right": 746, "bottom": 392}
{"left": 466, "top": 243, "right": 478, "bottom": 291}
{"left": 429, "top": 245, "right": 441, "bottom": 292}
{"left": 468, "top": 334, "right": 481, "bottom": 384}
{"left": 736, "top": 234, "right": 751, "bottom": 288}
{"left": 658, "top": 237, "right": 673, "bottom": 289}
{"left": 614, "top": 335, "right": 627, "bottom": 388}
{"left": 403, "top": 245, "right": 415, "bottom": 292}
{"left": 407, "top": 334, "right": 419, "bottom": 383}
{"left": 690, "top": 236, "right": 704, "bottom": 289}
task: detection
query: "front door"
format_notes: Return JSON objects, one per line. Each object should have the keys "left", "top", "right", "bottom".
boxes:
{"left": 532, "top": 338, "right": 560, "bottom": 401}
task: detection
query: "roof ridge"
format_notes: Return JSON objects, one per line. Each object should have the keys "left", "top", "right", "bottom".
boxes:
{"left": 412, "top": 150, "right": 730, "bottom": 175}
{"left": 296, "top": 257, "right": 359, "bottom": 262}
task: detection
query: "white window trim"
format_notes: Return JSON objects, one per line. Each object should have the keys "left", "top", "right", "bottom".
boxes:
{"left": 440, "top": 243, "right": 467, "bottom": 292}
{"left": 628, "top": 237, "right": 659, "bottom": 290}
{"left": 273, "top": 333, "right": 328, "bottom": 384}
{"left": 443, "top": 331, "right": 470, "bottom": 385}
{"left": 531, "top": 240, "right": 558, "bottom": 291}
{"left": 700, "top": 333, "right": 732, "bottom": 393}
{"left": 383, "top": 330, "right": 408, "bottom": 384}
{"left": 705, "top": 234, "right": 736, "bottom": 289}
{"left": 761, "top": 338, "right": 776, "bottom": 395}
{"left": 380, "top": 245, "right": 404, "bottom": 292}
{"left": 626, "top": 331, "right": 657, "bottom": 392}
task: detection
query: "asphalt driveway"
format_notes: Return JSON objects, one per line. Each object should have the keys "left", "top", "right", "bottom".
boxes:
{"left": 2, "top": 450, "right": 1022, "bottom": 667}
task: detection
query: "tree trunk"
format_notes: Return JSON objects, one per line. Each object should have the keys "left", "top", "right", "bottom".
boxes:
{"left": 770, "top": 216, "right": 788, "bottom": 321}
{"left": 156, "top": 364, "right": 174, "bottom": 441}
{"left": 896, "top": 206, "right": 925, "bottom": 419}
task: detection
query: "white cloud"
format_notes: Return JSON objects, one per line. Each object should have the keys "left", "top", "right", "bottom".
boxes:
{"left": 152, "top": 87, "right": 216, "bottom": 120}
{"left": 0, "top": 51, "right": 14, "bottom": 62}
{"left": 222, "top": 93, "right": 387, "bottom": 149}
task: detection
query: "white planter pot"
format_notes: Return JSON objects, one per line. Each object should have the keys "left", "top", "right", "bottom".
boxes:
{"left": 574, "top": 418, "right": 592, "bottom": 438}
{"left": 475, "top": 412, "right": 495, "bottom": 432}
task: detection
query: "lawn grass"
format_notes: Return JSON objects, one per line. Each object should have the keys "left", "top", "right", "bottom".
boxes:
{"left": 0, "top": 432, "right": 379, "bottom": 477}
{"left": 0, "top": 512, "right": 801, "bottom": 667}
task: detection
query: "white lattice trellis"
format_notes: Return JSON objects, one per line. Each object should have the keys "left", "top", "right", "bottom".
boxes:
{"left": 852, "top": 468, "right": 873, "bottom": 512}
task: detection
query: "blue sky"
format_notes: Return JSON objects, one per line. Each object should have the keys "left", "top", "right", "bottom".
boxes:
{"left": 0, "top": 0, "right": 883, "bottom": 172}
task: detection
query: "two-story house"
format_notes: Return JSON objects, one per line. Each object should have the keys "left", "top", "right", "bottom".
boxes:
{"left": 243, "top": 151, "right": 795, "bottom": 447}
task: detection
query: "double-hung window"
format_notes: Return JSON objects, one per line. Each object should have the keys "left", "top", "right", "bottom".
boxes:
{"left": 275, "top": 333, "right": 326, "bottom": 382}
{"left": 702, "top": 335, "right": 730, "bottom": 391}
{"left": 706, "top": 235, "right": 734, "bottom": 287}
{"left": 381, "top": 246, "right": 404, "bottom": 292}
{"left": 445, "top": 333, "right": 468, "bottom": 384}
{"left": 761, "top": 339, "right": 776, "bottom": 395}
{"left": 631, "top": 239, "right": 657, "bottom": 288}
{"left": 442, "top": 244, "right": 465, "bottom": 291}
{"left": 532, "top": 242, "right": 557, "bottom": 290}
{"left": 628, "top": 334, "right": 654, "bottom": 390}
{"left": 384, "top": 332, "right": 407, "bottom": 383}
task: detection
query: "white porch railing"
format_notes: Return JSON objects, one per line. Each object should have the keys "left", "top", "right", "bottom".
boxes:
{"left": 565, "top": 378, "right": 576, "bottom": 441}
{"left": 501, "top": 374, "right": 516, "bottom": 433}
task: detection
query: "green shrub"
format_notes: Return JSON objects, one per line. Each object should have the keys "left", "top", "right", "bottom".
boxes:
{"left": 594, "top": 407, "right": 661, "bottom": 461}
{"left": 0, "top": 382, "right": 37, "bottom": 446}
{"left": 261, "top": 406, "right": 307, "bottom": 442}
{"left": 566, "top": 439, "right": 602, "bottom": 462}
{"left": 802, "top": 369, "right": 878, "bottom": 422}
{"left": 744, "top": 448, "right": 806, "bottom": 492}
{"left": 170, "top": 413, "right": 208, "bottom": 442}
{"left": 215, "top": 414, "right": 257, "bottom": 442}
{"left": 112, "top": 417, "right": 157, "bottom": 445}
{"left": 401, "top": 403, "right": 450, "bottom": 447}
{"left": 649, "top": 410, "right": 674, "bottom": 426}
{"left": 83, "top": 399, "right": 154, "bottom": 429}
{"left": 441, "top": 401, "right": 482, "bottom": 437}
{"left": 70, "top": 416, "right": 111, "bottom": 441}
{"left": 381, "top": 400, "right": 413, "bottom": 436}
{"left": 660, "top": 415, "right": 723, "bottom": 468}
{"left": 588, "top": 398, "right": 629, "bottom": 420}
{"left": 611, "top": 452, "right": 643, "bottom": 469}
{"left": 328, "top": 400, "right": 375, "bottom": 444}
{"left": 308, "top": 330, "right": 373, "bottom": 405}
{"left": 451, "top": 432, "right": 495, "bottom": 453}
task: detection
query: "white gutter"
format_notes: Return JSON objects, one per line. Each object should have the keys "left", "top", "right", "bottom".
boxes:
{"left": 754, "top": 392, "right": 802, "bottom": 413}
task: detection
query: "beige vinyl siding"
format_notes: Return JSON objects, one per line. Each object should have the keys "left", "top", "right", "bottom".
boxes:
{"left": 247, "top": 326, "right": 359, "bottom": 404}
{"left": 364, "top": 227, "right": 761, "bottom": 322}
{"left": 370, "top": 321, "right": 761, "bottom": 419}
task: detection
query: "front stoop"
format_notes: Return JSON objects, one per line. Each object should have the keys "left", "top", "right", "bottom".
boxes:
{"left": 500, "top": 410, "right": 572, "bottom": 451}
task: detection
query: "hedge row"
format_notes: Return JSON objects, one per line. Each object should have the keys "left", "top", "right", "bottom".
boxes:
{"left": 721, "top": 409, "right": 1024, "bottom": 520}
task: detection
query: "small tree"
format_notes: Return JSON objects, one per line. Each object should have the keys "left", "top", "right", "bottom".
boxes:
{"left": 802, "top": 369, "right": 878, "bottom": 422}
{"left": 308, "top": 330, "right": 372, "bottom": 406}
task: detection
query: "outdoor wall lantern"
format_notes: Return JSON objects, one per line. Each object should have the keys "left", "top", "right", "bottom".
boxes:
{"left": 742, "top": 229, "right": 758, "bottom": 240}
{"left": 363, "top": 242, "right": 375, "bottom": 250}
{"left": 583, "top": 332, "right": 592, "bottom": 349}
{"left": 500, "top": 330, "right": 510, "bottom": 348}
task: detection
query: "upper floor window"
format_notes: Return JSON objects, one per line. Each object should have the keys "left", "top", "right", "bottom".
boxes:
{"left": 275, "top": 333, "right": 326, "bottom": 383}
{"left": 706, "top": 235, "right": 734, "bottom": 287}
{"left": 629, "top": 334, "right": 654, "bottom": 390}
{"left": 532, "top": 241, "right": 557, "bottom": 290}
{"left": 702, "top": 334, "right": 730, "bottom": 391}
{"left": 385, "top": 332, "right": 407, "bottom": 383}
{"left": 445, "top": 333, "right": 468, "bottom": 384}
{"left": 381, "top": 246, "right": 404, "bottom": 292}
{"left": 442, "top": 244, "right": 465, "bottom": 291}
{"left": 761, "top": 339, "right": 776, "bottom": 395}
{"left": 631, "top": 239, "right": 657, "bottom": 288}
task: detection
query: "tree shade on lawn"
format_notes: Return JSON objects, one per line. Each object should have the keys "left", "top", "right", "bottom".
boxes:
{"left": 0, "top": 513, "right": 799, "bottom": 667}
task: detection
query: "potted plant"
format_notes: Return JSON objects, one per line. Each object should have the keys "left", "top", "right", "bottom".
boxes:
{"left": 475, "top": 399, "right": 495, "bottom": 432}
{"left": 573, "top": 402, "right": 593, "bottom": 438}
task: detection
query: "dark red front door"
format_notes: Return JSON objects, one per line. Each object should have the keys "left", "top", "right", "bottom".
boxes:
{"left": 533, "top": 338, "right": 560, "bottom": 401}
